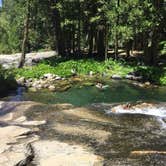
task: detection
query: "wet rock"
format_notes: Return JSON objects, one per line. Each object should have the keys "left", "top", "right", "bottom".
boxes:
{"left": 144, "top": 81, "right": 151, "bottom": 86}
{"left": 130, "top": 150, "right": 166, "bottom": 156}
{"left": 132, "top": 82, "right": 145, "bottom": 88}
{"left": 96, "top": 83, "right": 109, "bottom": 89}
{"left": 108, "top": 102, "right": 166, "bottom": 118}
{"left": 56, "top": 85, "right": 71, "bottom": 92}
{"left": 125, "top": 74, "right": 143, "bottom": 81}
{"left": 82, "top": 82, "right": 94, "bottom": 86}
{"left": 111, "top": 74, "right": 122, "bottom": 79}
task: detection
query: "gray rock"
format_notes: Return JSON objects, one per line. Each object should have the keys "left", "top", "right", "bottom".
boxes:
{"left": 144, "top": 82, "right": 151, "bottom": 86}
{"left": 32, "top": 140, "right": 103, "bottom": 166}
{"left": 43, "top": 73, "right": 56, "bottom": 79}
{"left": 125, "top": 74, "right": 142, "bottom": 81}
{"left": 17, "top": 77, "right": 25, "bottom": 85}
{"left": 89, "top": 71, "right": 94, "bottom": 76}
{"left": 125, "top": 74, "right": 134, "bottom": 80}
{"left": 48, "top": 85, "right": 56, "bottom": 92}
{"left": 55, "top": 76, "right": 62, "bottom": 80}
{"left": 111, "top": 74, "right": 122, "bottom": 79}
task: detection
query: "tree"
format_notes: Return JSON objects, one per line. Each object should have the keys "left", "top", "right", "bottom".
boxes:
{"left": 18, "top": 0, "right": 30, "bottom": 68}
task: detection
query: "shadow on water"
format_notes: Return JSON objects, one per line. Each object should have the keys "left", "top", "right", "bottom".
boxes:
{"left": 24, "top": 103, "right": 166, "bottom": 166}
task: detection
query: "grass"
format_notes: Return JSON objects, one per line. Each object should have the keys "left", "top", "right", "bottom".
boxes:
{"left": 14, "top": 58, "right": 134, "bottom": 79}
{"left": 13, "top": 57, "right": 166, "bottom": 85}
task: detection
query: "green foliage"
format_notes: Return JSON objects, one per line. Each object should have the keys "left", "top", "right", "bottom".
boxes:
{"left": 159, "top": 41, "right": 166, "bottom": 56}
{"left": 0, "top": 0, "right": 25, "bottom": 53}
{"left": 0, "top": 65, "right": 17, "bottom": 94}
{"left": 14, "top": 58, "right": 134, "bottom": 79}
{"left": 136, "top": 66, "right": 166, "bottom": 85}
{"left": 14, "top": 58, "right": 166, "bottom": 85}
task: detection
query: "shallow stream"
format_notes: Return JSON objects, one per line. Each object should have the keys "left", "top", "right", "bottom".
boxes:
{"left": 1, "top": 80, "right": 166, "bottom": 165}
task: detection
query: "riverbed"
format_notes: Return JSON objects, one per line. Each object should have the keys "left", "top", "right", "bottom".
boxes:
{"left": 0, "top": 80, "right": 166, "bottom": 165}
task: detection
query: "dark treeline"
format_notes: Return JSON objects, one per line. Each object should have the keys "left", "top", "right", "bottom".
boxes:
{"left": 0, "top": 0, "right": 165, "bottom": 65}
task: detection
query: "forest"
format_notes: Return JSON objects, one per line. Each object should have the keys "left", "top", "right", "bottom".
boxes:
{"left": 0, "top": 0, "right": 165, "bottom": 64}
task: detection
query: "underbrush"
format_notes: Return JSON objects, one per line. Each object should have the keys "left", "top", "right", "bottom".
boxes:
{"left": 13, "top": 57, "right": 166, "bottom": 85}
{"left": 0, "top": 66, "right": 17, "bottom": 95}
{"left": 14, "top": 58, "right": 134, "bottom": 78}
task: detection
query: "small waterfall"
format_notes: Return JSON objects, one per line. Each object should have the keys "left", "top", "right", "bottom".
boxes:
{"left": 105, "top": 104, "right": 166, "bottom": 117}
{"left": 103, "top": 103, "right": 166, "bottom": 129}
{"left": 9, "top": 87, "right": 25, "bottom": 101}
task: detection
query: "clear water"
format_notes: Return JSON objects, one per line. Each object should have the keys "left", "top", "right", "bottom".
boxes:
{"left": 17, "top": 80, "right": 166, "bottom": 106}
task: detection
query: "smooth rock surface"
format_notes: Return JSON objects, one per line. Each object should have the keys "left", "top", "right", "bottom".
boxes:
{"left": 32, "top": 141, "right": 103, "bottom": 166}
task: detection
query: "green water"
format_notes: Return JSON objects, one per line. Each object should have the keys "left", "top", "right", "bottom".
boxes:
{"left": 22, "top": 80, "right": 166, "bottom": 106}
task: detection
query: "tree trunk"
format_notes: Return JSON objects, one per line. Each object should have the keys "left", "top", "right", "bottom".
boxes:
{"left": 144, "top": 29, "right": 158, "bottom": 66}
{"left": 18, "top": 0, "right": 30, "bottom": 68}
{"left": 77, "top": 2, "right": 81, "bottom": 56}
{"left": 97, "top": 25, "right": 106, "bottom": 59}
{"left": 50, "top": 0, "right": 64, "bottom": 56}
{"left": 105, "top": 25, "right": 108, "bottom": 60}
{"left": 88, "top": 25, "right": 94, "bottom": 57}
{"left": 114, "top": 0, "right": 120, "bottom": 59}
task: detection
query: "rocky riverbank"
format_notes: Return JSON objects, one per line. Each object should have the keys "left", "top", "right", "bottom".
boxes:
{"left": 16, "top": 72, "right": 154, "bottom": 93}
{"left": 0, "top": 101, "right": 166, "bottom": 166}
{"left": 0, "top": 101, "right": 104, "bottom": 166}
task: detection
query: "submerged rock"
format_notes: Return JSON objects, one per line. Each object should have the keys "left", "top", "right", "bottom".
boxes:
{"left": 96, "top": 83, "right": 109, "bottom": 90}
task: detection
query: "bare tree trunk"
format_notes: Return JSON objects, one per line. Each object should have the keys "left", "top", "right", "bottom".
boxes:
{"left": 18, "top": 0, "right": 30, "bottom": 68}
{"left": 114, "top": 0, "right": 120, "bottom": 59}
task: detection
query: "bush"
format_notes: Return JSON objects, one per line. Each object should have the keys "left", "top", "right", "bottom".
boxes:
{"left": 14, "top": 58, "right": 134, "bottom": 79}
{"left": 0, "top": 66, "right": 17, "bottom": 96}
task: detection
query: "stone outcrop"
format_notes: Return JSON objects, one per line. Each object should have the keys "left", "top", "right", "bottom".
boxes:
{"left": 0, "top": 101, "right": 104, "bottom": 166}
